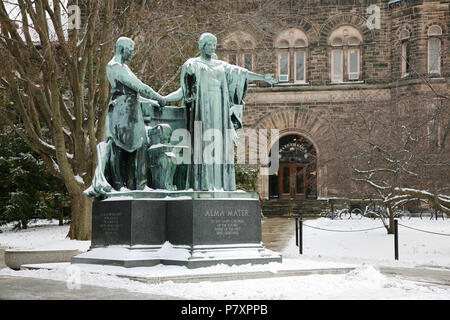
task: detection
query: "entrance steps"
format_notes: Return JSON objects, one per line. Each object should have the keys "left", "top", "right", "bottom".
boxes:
{"left": 262, "top": 199, "right": 330, "bottom": 217}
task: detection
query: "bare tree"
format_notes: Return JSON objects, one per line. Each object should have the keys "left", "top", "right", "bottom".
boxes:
{"left": 0, "top": 0, "right": 282, "bottom": 239}
{"left": 0, "top": 0, "right": 117, "bottom": 239}
{"left": 328, "top": 80, "right": 449, "bottom": 233}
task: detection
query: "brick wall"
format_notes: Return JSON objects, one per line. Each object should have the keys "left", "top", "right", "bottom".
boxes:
{"left": 213, "top": 0, "right": 449, "bottom": 198}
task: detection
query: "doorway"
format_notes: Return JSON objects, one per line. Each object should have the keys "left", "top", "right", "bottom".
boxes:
{"left": 279, "top": 163, "right": 307, "bottom": 200}
{"left": 269, "top": 134, "right": 317, "bottom": 199}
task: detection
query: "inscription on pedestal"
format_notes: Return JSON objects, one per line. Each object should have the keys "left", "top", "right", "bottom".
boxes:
{"left": 212, "top": 219, "right": 244, "bottom": 236}
{"left": 206, "top": 209, "right": 249, "bottom": 237}
{"left": 167, "top": 198, "right": 261, "bottom": 245}
{"left": 99, "top": 212, "right": 122, "bottom": 237}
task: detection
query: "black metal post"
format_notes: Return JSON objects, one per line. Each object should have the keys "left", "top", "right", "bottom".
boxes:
{"left": 299, "top": 214, "right": 303, "bottom": 255}
{"left": 394, "top": 219, "right": 399, "bottom": 260}
{"left": 295, "top": 216, "right": 298, "bottom": 247}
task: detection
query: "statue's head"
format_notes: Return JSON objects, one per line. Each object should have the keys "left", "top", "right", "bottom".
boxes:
{"left": 116, "top": 37, "right": 135, "bottom": 63}
{"left": 198, "top": 33, "right": 217, "bottom": 57}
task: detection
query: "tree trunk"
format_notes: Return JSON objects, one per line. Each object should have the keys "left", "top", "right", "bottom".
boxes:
{"left": 67, "top": 193, "right": 92, "bottom": 240}
{"left": 386, "top": 218, "right": 394, "bottom": 234}
{"left": 59, "top": 208, "right": 64, "bottom": 226}
{"left": 387, "top": 204, "right": 394, "bottom": 234}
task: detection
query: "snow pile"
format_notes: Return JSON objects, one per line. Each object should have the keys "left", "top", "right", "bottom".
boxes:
{"left": 345, "top": 265, "right": 388, "bottom": 288}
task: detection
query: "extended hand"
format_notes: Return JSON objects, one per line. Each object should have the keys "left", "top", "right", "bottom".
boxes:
{"left": 264, "top": 73, "right": 277, "bottom": 85}
{"left": 158, "top": 97, "right": 167, "bottom": 108}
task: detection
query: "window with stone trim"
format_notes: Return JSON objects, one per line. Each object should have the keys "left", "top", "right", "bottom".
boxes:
{"left": 331, "top": 49, "right": 343, "bottom": 82}
{"left": 427, "top": 103, "right": 442, "bottom": 148}
{"left": 347, "top": 48, "right": 360, "bottom": 80}
{"left": 328, "top": 25, "right": 362, "bottom": 83}
{"left": 427, "top": 25, "right": 442, "bottom": 75}
{"left": 399, "top": 29, "right": 410, "bottom": 77}
{"left": 228, "top": 52, "right": 237, "bottom": 65}
{"left": 222, "top": 33, "right": 256, "bottom": 71}
{"left": 274, "top": 29, "right": 308, "bottom": 83}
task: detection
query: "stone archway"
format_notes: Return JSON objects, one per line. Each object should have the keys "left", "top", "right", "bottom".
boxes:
{"left": 252, "top": 107, "right": 329, "bottom": 199}
{"left": 318, "top": 13, "right": 375, "bottom": 46}
{"left": 269, "top": 134, "right": 318, "bottom": 200}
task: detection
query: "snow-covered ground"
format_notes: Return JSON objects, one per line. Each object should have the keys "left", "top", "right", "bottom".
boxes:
{"left": 284, "top": 217, "right": 450, "bottom": 268}
{"left": 0, "top": 219, "right": 90, "bottom": 251}
{"left": 1, "top": 218, "right": 450, "bottom": 299}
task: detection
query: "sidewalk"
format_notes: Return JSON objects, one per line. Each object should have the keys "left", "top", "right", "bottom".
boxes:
{"left": 0, "top": 248, "right": 177, "bottom": 299}
{"left": 0, "top": 247, "right": 6, "bottom": 269}
{"left": 0, "top": 275, "right": 183, "bottom": 300}
{"left": 379, "top": 266, "right": 450, "bottom": 286}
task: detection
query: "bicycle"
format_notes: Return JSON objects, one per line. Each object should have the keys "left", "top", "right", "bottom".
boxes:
{"left": 351, "top": 203, "right": 411, "bottom": 220}
{"left": 393, "top": 209, "right": 412, "bottom": 220}
{"left": 319, "top": 208, "right": 350, "bottom": 220}
{"left": 350, "top": 203, "right": 379, "bottom": 219}
{"left": 420, "top": 206, "right": 448, "bottom": 220}
{"left": 373, "top": 205, "right": 412, "bottom": 220}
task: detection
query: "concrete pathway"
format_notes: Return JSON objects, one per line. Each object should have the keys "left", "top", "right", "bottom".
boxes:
{"left": 262, "top": 217, "right": 315, "bottom": 252}
{"left": 0, "top": 246, "right": 184, "bottom": 300}
{"left": 0, "top": 247, "right": 6, "bottom": 269}
{"left": 379, "top": 266, "right": 450, "bottom": 287}
{"left": 0, "top": 275, "right": 183, "bottom": 300}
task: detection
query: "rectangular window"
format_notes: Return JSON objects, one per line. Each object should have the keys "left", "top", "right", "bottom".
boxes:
{"left": 296, "top": 166, "right": 304, "bottom": 194}
{"left": 348, "top": 48, "right": 359, "bottom": 80}
{"left": 244, "top": 53, "right": 253, "bottom": 71}
{"left": 282, "top": 166, "right": 290, "bottom": 194}
{"left": 401, "top": 41, "right": 410, "bottom": 77}
{"left": 279, "top": 52, "right": 289, "bottom": 81}
{"left": 331, "top": 49, "right": 343, "bottom": 82}
{"left": 229, "top": 54, "right": 237, "bottom": 65}
{"left": 428, "top": 39, "right": 440, "bottom": 74}
{"left": 295, "top": 51, "right": 305, "bottom": 82}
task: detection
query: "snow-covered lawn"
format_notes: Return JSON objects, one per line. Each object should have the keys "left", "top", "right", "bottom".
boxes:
{"left": 284, "top": 217, "right": 450, "bottom": 268}
{"left": 0, "top": 219, "right": 90, "bottom": 251}
{"left": 1, "top": 217, "right": 450, "bottom": 299}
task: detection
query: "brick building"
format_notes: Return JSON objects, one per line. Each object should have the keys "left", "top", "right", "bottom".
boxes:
{"left": 212, "top": 0, "right": 448, "bottom": 203}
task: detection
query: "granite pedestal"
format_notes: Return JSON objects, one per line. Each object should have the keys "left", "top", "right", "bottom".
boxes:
{"left": 71, "top": 192, "right": 282, "bottom": 268}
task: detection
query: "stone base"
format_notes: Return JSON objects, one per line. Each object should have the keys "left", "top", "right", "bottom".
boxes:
{"left": 6, "top": 249, "right": 81, "bottom": 270}
{"left": 71, "top": 245, "right": 162, "bottom": 268}
{"left": 72, "top": 192, "right": 282, "bottom": 268}
{"left": 71, "top": 242, "right": 281, "bottom": 269}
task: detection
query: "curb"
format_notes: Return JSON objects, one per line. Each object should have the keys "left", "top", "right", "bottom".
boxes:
{"left": 5, "top": 249, "right": 82, "bottom": 270}
{"left": 21, "top": 263, "right": 356, "bottom": 284}
{"left": 115, "top": 267, "right": 357, "bottom": 284}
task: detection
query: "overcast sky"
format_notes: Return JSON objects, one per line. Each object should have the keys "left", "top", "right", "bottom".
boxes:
{"left": 3, "top": 0, "right": 71, "bottom": 44}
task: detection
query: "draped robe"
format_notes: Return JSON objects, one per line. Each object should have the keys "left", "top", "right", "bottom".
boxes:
{"left": 181, "top": 57, "right": 248, "bottom": 191}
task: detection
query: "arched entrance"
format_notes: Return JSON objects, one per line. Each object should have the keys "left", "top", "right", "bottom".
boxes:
{"left": 269, "top": 134, "right": 317, "bottom": 200}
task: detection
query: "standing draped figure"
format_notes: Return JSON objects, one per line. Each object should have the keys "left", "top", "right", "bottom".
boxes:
{"left": 166, "top": 33, "right": 276, "bottom": 191}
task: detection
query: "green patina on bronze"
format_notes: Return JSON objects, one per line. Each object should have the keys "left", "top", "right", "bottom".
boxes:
{"left": 84, "top": 34, "right": 277, "bottom": 198}
{"left": 84, "top": 37, "right": 172, "bottom": 198}
{"left": 165, "top": 32, "right": 277, "bottom": 191}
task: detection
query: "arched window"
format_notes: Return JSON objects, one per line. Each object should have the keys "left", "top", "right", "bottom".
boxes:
{"left": 399, "top": 29, "right": 411, "bottom": 77}
{"left": 223, "top": 32, "right": 256, "bottom": 71}
{"left": 427, "top": 25, "right": 442, "bottom": 75}
{"left": 227, "top": 41, "right": 238, "bottom": 65}
{"left": 328, "top": 26, "right": 362, "bottom": 83}
{"left": 274, "top": 28, "right": 308, "bottom": 83}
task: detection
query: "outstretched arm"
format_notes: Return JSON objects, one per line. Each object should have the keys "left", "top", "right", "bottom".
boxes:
{"left": 164, "top": 88, "right": 183, "bottom": 103}
{"left": 111, "top": 64, "right": 166, "bottom": 105}
{"left": 247, "top": 72, "right": 277, "bottom": 85}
